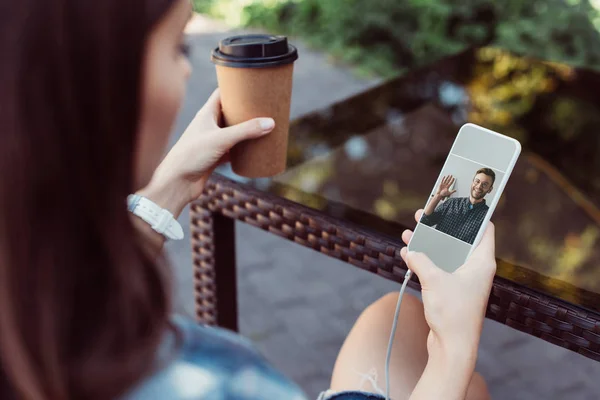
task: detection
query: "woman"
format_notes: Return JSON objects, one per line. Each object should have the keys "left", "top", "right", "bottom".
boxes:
{"left": 0, "top": 0, "right": 494, "bottom": 399}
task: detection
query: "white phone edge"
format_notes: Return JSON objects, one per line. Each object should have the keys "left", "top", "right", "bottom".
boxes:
{"left": 407, "top": 123, "right": 522, "bottom": 261}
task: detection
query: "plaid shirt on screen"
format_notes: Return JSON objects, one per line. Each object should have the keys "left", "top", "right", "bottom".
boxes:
{"left": 420, "top": 197, "right": 488, "bottom": 244}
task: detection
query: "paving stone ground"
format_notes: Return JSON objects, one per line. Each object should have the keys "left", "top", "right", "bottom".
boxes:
{"left": 166, "top": 14, "right": 600, "bottom": 400}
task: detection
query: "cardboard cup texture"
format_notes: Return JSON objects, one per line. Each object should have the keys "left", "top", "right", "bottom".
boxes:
{"left": 216, "top": 63, "right": 294, "bottom": 178}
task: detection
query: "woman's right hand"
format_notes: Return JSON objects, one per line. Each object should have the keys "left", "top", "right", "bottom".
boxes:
{"left": 400, "top": 209, "right": 496, "bottom": 359}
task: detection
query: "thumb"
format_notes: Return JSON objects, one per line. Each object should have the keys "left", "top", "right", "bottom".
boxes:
{"left": 462, "top": 222, "right": 497, "bottom": 278}
{"left": 197, "top": 88, "right": 222, "bottom": 123}
{"left": 470, "top": 222, "right": 495, "bottom": 259}
{"left": 219, "top": 118, "right": 275, "bottom": 149}
{"left": 405, "top": 250, "right": 440, "bottom": 286}
{"left": 450, "top": 189, "right": 457, "bottom": 195}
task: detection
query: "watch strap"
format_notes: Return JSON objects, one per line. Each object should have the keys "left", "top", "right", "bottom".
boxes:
{"left": 127, "top": 195, "right": 184, "bottom": 240}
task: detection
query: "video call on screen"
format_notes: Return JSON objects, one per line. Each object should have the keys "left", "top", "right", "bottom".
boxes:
{"left": 409, "top": 125, "right": 518, "bottom": 272}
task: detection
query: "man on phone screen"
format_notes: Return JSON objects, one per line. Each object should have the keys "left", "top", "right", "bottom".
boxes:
{"left": 420, "top": 168, "right": 495, "bottom": 244}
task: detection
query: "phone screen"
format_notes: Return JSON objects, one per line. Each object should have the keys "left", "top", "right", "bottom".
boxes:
{"left": 407, "top": 124, "right": 521, "bottom": 272}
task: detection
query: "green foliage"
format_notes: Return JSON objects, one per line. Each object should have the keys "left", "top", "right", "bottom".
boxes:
{"left": 193, "top": 0, "right": 600, "bottom": 78}
{"left": 191, "top": 0, "right": 213, "bottom": 14}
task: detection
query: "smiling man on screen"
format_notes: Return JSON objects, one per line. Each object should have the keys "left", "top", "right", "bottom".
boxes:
{"left": 420, "top": 168, "right": 495, "bottom": 244}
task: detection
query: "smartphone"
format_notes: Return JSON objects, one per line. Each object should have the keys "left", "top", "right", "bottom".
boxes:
{"left": 407, "top": 123, "right": 521, "bottom": 272}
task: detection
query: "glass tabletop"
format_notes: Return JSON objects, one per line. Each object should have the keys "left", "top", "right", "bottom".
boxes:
{"left": 218, "top": 47, "right": 600, "bottom": 313}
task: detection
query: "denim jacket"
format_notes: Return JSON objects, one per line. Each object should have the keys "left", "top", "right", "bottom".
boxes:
{"left": 123, "top": 316, "right": 307, "bottom": 400}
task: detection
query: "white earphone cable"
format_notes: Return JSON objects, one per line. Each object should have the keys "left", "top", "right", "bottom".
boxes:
{"left": 384, "top": 269, "right": 413, "bottom": 400}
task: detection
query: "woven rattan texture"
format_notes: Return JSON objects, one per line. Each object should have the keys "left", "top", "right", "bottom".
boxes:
{"left": 190, "top": 204, "right": 218, "bottom": 325}
{"left": 191, "top": 175, "right": 600, "bottom": 362}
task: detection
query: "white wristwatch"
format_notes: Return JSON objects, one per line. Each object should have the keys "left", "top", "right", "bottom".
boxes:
{"left": 127, "top": 195, "right": 184, "bottom": 240}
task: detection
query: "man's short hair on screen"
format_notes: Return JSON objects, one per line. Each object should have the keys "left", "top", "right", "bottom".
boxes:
{"left": 475, "top": 167, "right": 495, "bottom": 184}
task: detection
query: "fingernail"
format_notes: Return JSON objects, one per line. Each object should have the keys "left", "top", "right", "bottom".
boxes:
{"left": 259, "top": 118, "right": 275, "bottom": 132}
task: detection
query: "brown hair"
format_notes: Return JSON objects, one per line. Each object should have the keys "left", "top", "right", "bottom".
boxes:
{"left": 475, "top": 167, "right": 496, "bottom": 184}
{"left": 0, "top": 0, "right": 176, "bottom": 399}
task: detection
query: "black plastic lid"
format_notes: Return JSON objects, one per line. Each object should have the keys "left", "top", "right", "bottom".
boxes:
{"left": 211, "top": 35, "right": 298, "bottom": 68}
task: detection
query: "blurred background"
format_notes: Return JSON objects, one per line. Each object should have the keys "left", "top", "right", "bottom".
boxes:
{"left": 166, "top": 1, "right": 600, "bottom": 398}
{"left": 193, "top": 0, "right": 600, "bottom": 77}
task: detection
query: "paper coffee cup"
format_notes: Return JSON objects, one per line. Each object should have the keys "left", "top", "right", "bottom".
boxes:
{"left": 212, "top": 35, "right": 298, "bottom": 178}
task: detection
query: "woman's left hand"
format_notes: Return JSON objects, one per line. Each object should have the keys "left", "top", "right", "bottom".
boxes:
{"left": 143, "top": 89, "right": 275, "bottom": 216}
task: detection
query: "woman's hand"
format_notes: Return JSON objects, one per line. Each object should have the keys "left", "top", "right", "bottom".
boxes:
{"left": 402, "top": 209, "right": 496, "bottom": 400}
{"left": 400, "top": 209, "right": 496, "bottom": 361}
{"left": 142, "top": 89, "right": 275, "bottom": 217}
